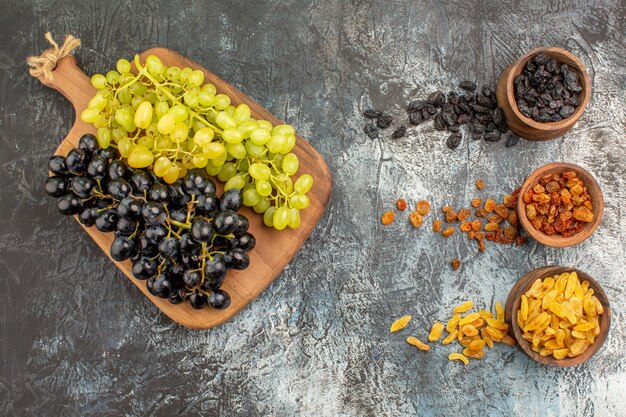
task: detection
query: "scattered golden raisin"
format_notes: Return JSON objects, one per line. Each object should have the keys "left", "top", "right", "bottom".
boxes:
{"left": 416, "top": 200, "right": 431, "bottom": 215}
{"left": 396, "top": 198, "right": 407, "bottom": 211}
{"left": 457, "top": 208, "right": 471, "bottom": 221}
{"left": 451, "top": 259, "right": 461, "bottom": 271}
{"left": 381, "top": 210, "right": 395, "bottom": 225}
{"left": 471, "top": 198, "right": 482, "bottom": 208}
{"left": 484, "top": 198, "right": 496, "bottom": 213}
{"left": 442, "top": 227, "right": 454, "bottom": 237}
{"left": 453, "top": 301, "right": 474, "bottom": 314}
{"left": 448, "top": 352, "right": 469, "bottom": 365}
{"left": 445, "top": 209, "right": 458, "bottom": 223}
{"left": 475, "top": 179, "right": 484, "bottom": 190}
{"left": 409, "top": 211, "right": 424, "bottom": 228}
{"left": 406, "top": 336, "right": 430, "bottom": 351}
{"left": 484, "top": 222, "right": 499, "bottom": 232}
{"left": 428, "top": 322, "right": 444, "bottom": 341}
{"left": 471, "top": 219, "right": 482, "bottom": 231}
{"left": 475, "top": 209, "right": 487, "bottom": 218}
{"left": 390, "top": 315, "right": 412, "bottom": 332}
{"left": 433, "top": 219, "right": 442, "bottom": 232}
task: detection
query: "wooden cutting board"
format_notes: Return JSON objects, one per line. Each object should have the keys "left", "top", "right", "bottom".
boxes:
{"left": 38, "top": 48, "right": 332, "bottom": 329}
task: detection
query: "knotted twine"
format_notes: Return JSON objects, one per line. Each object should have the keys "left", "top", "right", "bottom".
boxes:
{"left": 26, "top": 32, "right": 81, "bottom": 81}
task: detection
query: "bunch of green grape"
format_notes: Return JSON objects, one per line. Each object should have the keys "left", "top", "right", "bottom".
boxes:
{"left": 80, "top": 55, "right": 313, "bottom": 230}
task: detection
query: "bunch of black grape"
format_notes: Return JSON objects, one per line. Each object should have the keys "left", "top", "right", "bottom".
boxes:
{"left": 44, "top": 134, "right": 256, "bottom": 310}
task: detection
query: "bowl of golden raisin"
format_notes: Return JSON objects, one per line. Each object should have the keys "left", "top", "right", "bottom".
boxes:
{"left": 505, "top": 266, "right": 611, "bottom": 367}
{"left": 517, "top": 162, "right": 604, "bottom": 247}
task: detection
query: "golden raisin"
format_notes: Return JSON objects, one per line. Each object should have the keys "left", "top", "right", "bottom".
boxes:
{"left": 445, "top": 209, "right": 458, "bottom": 223}
{"left": 448, "top": 352, "right": 469, "bottom": 365}
{"left": 453, "top": 301, "right": 474, "bottom": 314}
{"left": 475, "top": 209, "right": 487, "bottom": 218}
{"left": 475, "top": 179, "right": 484, "bottom": 190}
{"left": 488, "top": 214, "right": 504, "bottom": 224}
{"left": 484, "top": 198, "right": 496, "bottom": 213}
{"left": 406, "top": 336, "right": 430, "bottom": 351}
{"left": 409, "top": 211, "right": 424, "bottom": 228}
{"left": 484, "top": 222, "right": 499, "bottom": 232}
{"left": 457, "top": 208, "right": 471, "bottom": 221}
{"left": 416, "top": 200, "right": 431, "bottom": 215}
{"left": 381, "top": 210, "right": 395, "bottom": 225}
{"left": 396, "top": 198, "right": 407, "bottom": 211}
{"left": 428, "top": 322, "right": 444, "bottom": 341}
{"left": 442, "top": 205, "right": 452, "bottom": 213}
{"left": 460, "top": 222, "right": 472, "bottom": 232}
{"left": 390, "top": 315, "right": 412, "bottom": 332}
{"left": 503, "top": 194, "right": 515, "bottom": 208}
{"left": 451, "top": 259, "right": 461, "bottom": 271}
{"left": 471, "top": 198, "right": 482, "bottom": 208}
{"left": 432, "top": 219, "right": 442, "bottom": 232}
{"left": 442, "top": 227, "right": 454, "bottom": 237}
{"left": 471, "top": 219, "right": 482, "bottom": 231}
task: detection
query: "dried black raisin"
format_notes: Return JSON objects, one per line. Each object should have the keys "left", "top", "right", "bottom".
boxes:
{"left": 407, "top": 100, "right": 427, "bottom": 112}
{"left": 446, "top": 132, "right": 462, "bottom": 149}
{"left": 363, "top": 124, "right": 379, "bottom": 139}
{"left": 391, "top": 125, "right": 406, "bottom": 139}
{"left": 363, "top": 109, "right": 382, "bottom": 119}
{"left": 409, "top": 111, "right": 423, "bottom": 126}
{"left": 459, "top": 81, "right": 476, "bottom": 91}
{"left": 433, "top": 114, "right": 446, "bottom": 131}
{"left": 506, "top": 134, "right": 520, "bottom": 147}
{"left": 377, "top": 114, "right": 392, "bottom": 129}
{"left": 484, "top": 131, "right": 501, "bottom": 142}
{"left": 441, "top": 112, "right": 456, "bottom": 127}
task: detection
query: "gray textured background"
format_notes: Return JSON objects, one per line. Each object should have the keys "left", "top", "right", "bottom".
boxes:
{"left": 1, "top": 0, "right": 625, "bottom": 416}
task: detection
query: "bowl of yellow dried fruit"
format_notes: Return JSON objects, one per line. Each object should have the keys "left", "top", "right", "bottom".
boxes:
{"left": 518, "top": 162, "right": 604, "bottom": 247}
{"left": 505, "top": 266, "right": 611, "bottom": 367}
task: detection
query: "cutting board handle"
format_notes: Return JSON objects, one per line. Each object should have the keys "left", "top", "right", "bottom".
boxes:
{"left": 37, "top": 55, "right": 97, "bottom": 143}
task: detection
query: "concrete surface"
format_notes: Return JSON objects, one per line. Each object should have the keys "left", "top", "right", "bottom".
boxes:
{"left": 1, "top": 0, "right": 625, "bottom": 416}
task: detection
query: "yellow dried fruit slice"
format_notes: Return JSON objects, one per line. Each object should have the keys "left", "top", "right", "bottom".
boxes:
{"left": 548, "top": 302, "right": 567, "bottom": 319}
{"left": 555, "top": 273, "right": 568, "bottom": 293}
{"left": 539, "top": 348, "right": 553, "bottom": 357}
{"left": 495, "top": 301, "right": 504, "bottom": 322}
{"left": 568, "top": 339, "right": 590, "bottom": 357}
{"left": 541, "top": 289, "right": 559, "bottom": 310}
{"left": 592, "top": 296, "right": 604, "bottom": 314}
{"left": 583, "top": 298, "right": 597, "bottom": 317}
{"left": 461, "top": 324, "right": 478, "bottom": 337}
{"left": 428, "top": 322, "right": 444, "bottom": 341}
{"left": 564, "top": 272, "right": 578, "bottom": 299}
{"left": 480, "top": 328, "right": 494, "bottom": 348}
{"left": 523, "top": 312, "right": 550, "bottom": 333}
{"left": 468, "top": 339, "right": 486, "bottom": 351}
{"left": 463, "top": 347, "right": 484, "bottom": 359}
{"left": 486, "top": 317, "right": 508, "bottom": 331}
{"left": 544, "top": 339, "right": 563, "bottom": 350}
{"left": 542, "top": 277, "right": 555, "bottom": 290}
{"left": 446, "top": 314, "right": 461, "bottom": 332}
{"left": 520, "top": 295, "right": 529, "bottom": 322}
{"left": 472, "top": 318, "right": 485, "bottom": 329}
{"left": 555, "top": 329, "right": 565, "bottom": 346}
{"left": 478, "top": 310, "right": 493, "bottom": 320}
{"left": 406, "top": 336, "right": 430, "bottom": 351}
{"left": 448, "top": 352, "right": 469, "bottom": 365}
{"left": 573, "top": 322, "right": 596, "bottom": 332}
{"left": 571, "top": 330, "right": 587, "bottom": 339}
{"left": 485, "top": 326, "right": 505, "bottom": 341}
{"left": 459, "top": 312, "right": 481, "bottom": 326}
{"left": 525, "top": 279, "right": 543, "bottom": 297}
{"left": 569, "top": 296, "right": 583, "bottom": 317}
{"left": 442, "top": 330, "right": 458, "bottom": 345}
{"left": 561, "top": 302, "right": 578, "bottom": 325}
{"left": 552, "top": 348, "right": 569, "bottom": 360}
{"left": 390, "top": 315, "right": 412, "bottom": 332}
{"left": 453, "top": 301, "right": 474, "bottom": 314}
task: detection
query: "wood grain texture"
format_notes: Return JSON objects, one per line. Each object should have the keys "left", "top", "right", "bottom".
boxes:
{"left": 39, "top": 50, "right": 332, "bottom": 329}
{"left": 504, "top": 266, "right": 611, "bottom": 367}
{"left": 496, "top": 47, "right": 591, "bottom": 141}
{"left": 517, "top": 162, "right": 604, "bottom": 247}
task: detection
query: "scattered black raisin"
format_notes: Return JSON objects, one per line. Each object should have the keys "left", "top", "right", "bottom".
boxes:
{"left": 377, "top": 114, "right": 392, "bottom": 129}
{"left": 446, "top": 132, "right": 462, "bottom": 149}
{"left": 459, "top": 80, "right": 476, "bottom": 91}
{"left": 409, "top": 111, "right": 423, "bottom": 126}
{"left": 433, "top": 114, "right": 446, "bottom": 131}
{"left": 407, "top": 100, "right": 427, "bottom": 112}
{"left": 391, "top": 125, "right": 406, "bottom": 139}
{"left": 484, "top": 131, "right": 501, "bottom": 142}
{"left": 363, "top": 124, "right": 379, "bottom": 139}
{"left": 363, "top": 109, "right": 382, "bottom": 119}
{"left": 506, "top": 134, "right": 520, "bottom": 147}
{"left": 441, "top": 112, "right": 456, "bottom": 127}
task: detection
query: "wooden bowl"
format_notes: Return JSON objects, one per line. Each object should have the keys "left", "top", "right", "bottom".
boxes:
{"left": 505, "top": 266, "right": 611, "bottom": 367}
{"left": 496, "top": 46, "right": 591, "bottom": 140}
{"left": 517, "top": 162, "right": 604, "bottom": 247}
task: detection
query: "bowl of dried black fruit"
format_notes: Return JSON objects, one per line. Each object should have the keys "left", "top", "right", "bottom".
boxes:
{"left": 496, "top": 47, "right": 591, "bottom": 141}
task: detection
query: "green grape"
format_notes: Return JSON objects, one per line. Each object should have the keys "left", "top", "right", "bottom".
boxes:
{"left": 134, "top": 101, "right": 153, "bottom": 129}
{"left": 243, "top": 188, "right": 261, "bottom": 206}
{"left": 276, "top": 173, "right": 293, "bottom": 194}
{"left": 96, "top": 127, "right": 111, "bottom": 148}
{"left": 203, "top": 142, "right": 225, "bottom": 158}
{"left": 157, "top": 113, "right": 176, "bottom": 134}
{"left": 154, "top": 156, "right": 171, "bottom": 177}
{"left": 131, "top": 95, "right": 144, "bottom": 109}
{"left": 255, "top": 180, "right": 272, "bottom": 197}
{"left": 120, "top": 73, "right": 135, "bottom": 84}
{"left": 156, "top": 136, "right": 174, "bottom": 150}
{"left": 263, "top": 206, "right": 276, "bottom": 226}
{"left": 130, "top": 82, "right": 147, "bottom": 96}
{"left": 194, "top": 127, "right": 214, "bottom": 147}
{"left": 257, "top": 120, "right": 273, "bottom": 131}
{"left": 272, "top": 124, "right": 295, "bottom": 136}
{"left": 163, "top": 163, "right": 180, "bottom": 184}
{"left": 127, "top": 144, "right": 154, "bottom": 168}
{"left": 180, "top": 67, "right": 193, "bottom": 82}
{"left": 222, "top": 128, "right": 243, "bottom": 144}
{"left": 225, "top": 174, "right": 245, "bottom": 191}
{"left": 294, "top": 174, "right": 313, "bottom": 194}
{"left": 238, "top": 158, "right": 250, "bottom": 173}
{"left": 144, "top": 91, "right": 158, "bottom": 104}
{"left": 137, "top": 136, "right": 153, "bottom": 150}
{"left": 80, "top": 108, "right": 100, "bottom": 123}
{"left": 166, "top": 66, "right": 181, "bottom": 80}
{"left": 267, "top": 134, "right": 287, "bottom": 154}
{"left": 112, "top": 126, "right": 126, "bottom": 142}
{"left": 114, "top": 108, "right": 132, "bottom": 127}
{"left": 242, "top": 181, "right": 255, "bottom": 192}
{"left": 214, "top": 94, "right": 230, "bottom": 110}
{"left": 211, "top": 149, "right": 227, "bottom": 167}
{"left": 205, "top": 163, "right": 221, "bottom": 176}
{"left": 105, "top": 70, "right": 120, "bottom": 85}
{"left": 93, "top": 116, "right": 108, "bottom": 129}
{"left": 282, "top": 153, "right": 299, "bottom": 175}
{"left": 273, "top": 207, "right": 289, "bottom": 230}
{"left": 146, "top": 123, "right": 159, "bottom": 138}
{"left": 217, "top": 162, "right": 238, "bottom": 182}
{"left": 281, "top": 134, "right": 296, "bottom": 154}
{"left": 116, "top": 58, "right": 131, "bottom": 74}
{"left": 250, "top": 128, "right": 271, "bottom": 145}
{"left": 253, "top": 198, "right": 271, "bottom": 214}
{"left": 146, "top": 55, "right": 165, "bottom": 76}
{"left": 118, "top": 88, "right": 132, "bottom": 105}
{"left": 234, "top": 104, "right": 251, "bottom": 124}
{"left": 202, "top": 83, "right": 217, "bottom": 95}
{"left": 192, "top": 154, "right": 208, "bottom": 168}
{"left": 170, "top": 122, "right": 189, "bottom": 143}
{"left": 249, "top": 163, "right": 271, "bottom": 180}
{"left": 226, "top": 142, "right": 246, "bottom": 159}
{"left": 188, "top": 69, "right": 204, "bottom": 86}
{"left": 287, "top": 208, "right": 301, "bottom": 229}
{"left": 238, "top": 120, "right": 258, "bottom": 138}
{"left": 170, "top": 105, "right": 188, "bottom": 123}
{"left": 192, "top": 120, "right": 206, "bottom": 132}
{"left": 290, "top": 194, "right": 310, "bottom": 209}
{"left": 183, "top": 91, "right": 198, "bottom": 107}
{"left": 118, "top": 137, "right": 133, "bottom": 158}
{"left": 91, "top": 74, "right": 107, "bottom": 89}
{"left": 245, "top": 140, "right": 265, "bottom": 157}
{"left": 198, "top": 91, "right": 215, "bottom": 106}
{"left": 155, "top": 101, "right": 169, "bottom": 118}
{"left": 88, "top": 94, "right": 107, "bottom": 110}
{"left": 215, "top": 111, "right": 236, "bottom": 129}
